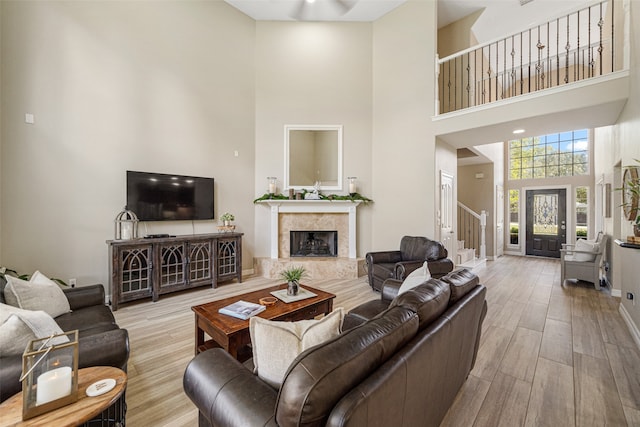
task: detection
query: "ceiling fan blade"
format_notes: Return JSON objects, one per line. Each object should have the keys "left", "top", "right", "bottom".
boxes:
{"left": 291, "top": 0, "right": 307, "bottom": 20}
{"left": 333, "top": 0, "right": 356, "bottom": 14}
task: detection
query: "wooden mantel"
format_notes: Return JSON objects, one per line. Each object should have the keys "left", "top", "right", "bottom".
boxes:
{"left": 257, "top": 200, "right": 362, "bottom": 259}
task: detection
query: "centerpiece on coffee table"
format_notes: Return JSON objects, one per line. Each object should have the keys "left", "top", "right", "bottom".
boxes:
{"left": 278, "top": 265, "right": 308, "bottom": 296}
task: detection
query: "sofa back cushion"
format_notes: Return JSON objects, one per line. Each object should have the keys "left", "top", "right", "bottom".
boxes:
{"left": 390, "top": 278, "right": 451, "bottom": 330}
{"left": 275, "top": 306, "right": 418, "bottom": 427}
{"left": 399, "top": 236, "right": 447, "bottom": 261}
{"left": 440, "top": 268, "right": 479, "bottom": 304}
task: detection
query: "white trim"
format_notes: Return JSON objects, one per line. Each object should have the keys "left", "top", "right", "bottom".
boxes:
{"left": 257, "top": 200, "right": 361, "bottom": 259}
{"left": 619, "top": 303, "right": 640, "bottom": 351}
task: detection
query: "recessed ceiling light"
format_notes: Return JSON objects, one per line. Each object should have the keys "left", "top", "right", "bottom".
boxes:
{"left": 306, "top": 0, "right": 316, "bottom": 3}
{"left": 513, "top": 129, "right": 525, "bottom": 134}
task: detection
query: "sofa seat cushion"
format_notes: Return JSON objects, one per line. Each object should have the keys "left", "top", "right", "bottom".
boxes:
{"left": 249, "top": 308, "right": 344, "bottom": 389}
{"left": 4, "top": 274, "right": 70, "bottom": 317}
{"left": 54, "top": 305, "right": 118, "bottom": 336}
{"left": 276, "top": 306, "right": 418, "bottom": 427}
{"left": 440, "top": 269, "right": 479, "bottom": 304}
{"left": 390, "top": 279, "right": 451, "bottom": 330}
{"left": 370, "top": 263, "right": 395, "bottom": 282}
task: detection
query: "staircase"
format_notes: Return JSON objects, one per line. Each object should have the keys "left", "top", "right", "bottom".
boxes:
{"left": 457, "top": 202, "right": 487, "bottom": 269}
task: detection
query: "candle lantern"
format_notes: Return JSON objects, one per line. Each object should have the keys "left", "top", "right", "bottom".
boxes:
{"left": 114, "top": 206, "right": 139, "bottom": 240}
{"left": 267, "top": 177, "right": 277, "bottom": 195}
{"left": 21, "top": 330, "right": 79, "bottom": 420}
{"left": 347, "top": 177, "right": 358, "bottom": 195}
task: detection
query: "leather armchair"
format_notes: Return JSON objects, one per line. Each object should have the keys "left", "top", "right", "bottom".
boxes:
{"left": 365, "top": 235, "right": 454, "bottom": 291}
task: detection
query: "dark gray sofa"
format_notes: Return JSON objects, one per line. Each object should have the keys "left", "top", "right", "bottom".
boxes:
{"left": 0, "top": 277, "right": 129, "bottom": 402}
{"left": 183, "top": 268, "right": 487, "bottom": 427}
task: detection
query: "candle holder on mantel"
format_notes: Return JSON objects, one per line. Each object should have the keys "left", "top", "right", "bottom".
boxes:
{"left": 347, "top": 177, "right": 358, "bottom": 196}
{"left": 20, "top": 330, "right": 79, "bottom": 420}
{"left": 267, "top": 177, "right": 278, "bottom": 196}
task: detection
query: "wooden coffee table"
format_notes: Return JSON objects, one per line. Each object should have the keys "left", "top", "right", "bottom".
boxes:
{"left": 192, "top": 284, "right": 336, "bottom": 359}
{"left": 0, "top": 366, "right": 126, "bottom": 427}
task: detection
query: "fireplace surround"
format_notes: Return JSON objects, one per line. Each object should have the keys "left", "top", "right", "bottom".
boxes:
{"left": 255, "top": 200, "right": 365, "bottom": 280}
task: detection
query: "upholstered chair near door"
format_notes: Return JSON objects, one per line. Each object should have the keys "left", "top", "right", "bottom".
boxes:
{"left": 365, "top": 235, "right": 454, "bottom": 292}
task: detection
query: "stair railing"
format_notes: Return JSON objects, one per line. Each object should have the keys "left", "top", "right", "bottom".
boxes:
{"left": 458, "top": 202, "right": 487, "bottom": 260}
{"left": 437, "top": 0, "right": 620, "bottom": 114}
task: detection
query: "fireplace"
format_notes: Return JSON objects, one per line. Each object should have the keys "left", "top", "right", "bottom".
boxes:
{"left": 290, "top": 231, "right": 338, "bottom": 257}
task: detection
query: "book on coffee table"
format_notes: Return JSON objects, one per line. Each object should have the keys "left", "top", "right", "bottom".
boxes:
{"left": 218, "top": 300, "right": 266, "bottom": 320}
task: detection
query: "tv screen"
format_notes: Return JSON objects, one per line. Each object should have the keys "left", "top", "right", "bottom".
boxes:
{"left": 126, "top": 171, "right": 214, "bottom": 221}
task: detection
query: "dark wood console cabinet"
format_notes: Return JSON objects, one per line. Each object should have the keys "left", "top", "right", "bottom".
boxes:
{"left": 107, "top": 233, "right": 242, "bottom": 310}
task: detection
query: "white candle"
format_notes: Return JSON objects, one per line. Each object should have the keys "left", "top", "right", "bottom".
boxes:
{"left": 349, "top": 182, "right": 356, "bottom": 194}
{"left": 121, "top": 224, "right": 131, "bottom": 240}
{"left": 36, "top": 367, "right": 72, "bottom": 406}
{"left": 269, "top": 182, "right": 276, "bottom": 194}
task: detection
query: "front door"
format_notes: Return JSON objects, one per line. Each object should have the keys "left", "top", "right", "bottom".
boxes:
{"left": 525, "top": 189, "right": 566, "bottom": 258}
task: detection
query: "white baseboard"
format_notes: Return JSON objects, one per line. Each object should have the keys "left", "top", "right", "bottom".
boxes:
{"left": 619, "top": 303, "right": 640, "bottom": 351}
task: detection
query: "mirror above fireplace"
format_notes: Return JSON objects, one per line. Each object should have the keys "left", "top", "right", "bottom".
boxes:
{"left": 284, "top": 124, "right": 343, "bottom": 192}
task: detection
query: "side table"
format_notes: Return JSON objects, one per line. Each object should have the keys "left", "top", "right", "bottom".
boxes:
{"left": 0, "top": 366, "right": 127, "bottom": 427}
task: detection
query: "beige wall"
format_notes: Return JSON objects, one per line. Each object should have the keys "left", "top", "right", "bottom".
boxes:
{"left": 371, "top": 1, "right": 439, "bottom": 250}
{"left": 0, "top": 1, "right": 256, "bottom": 285}
{"left": 253, "top": 22, "right": 373, "bottom": 258}
{"left": 597, "top": 0, "right": 640, "bottom": 332}
{"left": 458, "top": 163, "right": 495, "bottom": 257}
{"left": 438, "top": 9, "right": 483, "bottom": 58}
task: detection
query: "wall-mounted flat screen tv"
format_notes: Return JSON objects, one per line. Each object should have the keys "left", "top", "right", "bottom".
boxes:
{"left": 126, "top": 171, "right": 214, "bottom": 221}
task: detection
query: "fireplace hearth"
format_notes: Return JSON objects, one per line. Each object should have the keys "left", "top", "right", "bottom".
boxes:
{"left": 290, "top": 231, "right": 337, "bottom": 257}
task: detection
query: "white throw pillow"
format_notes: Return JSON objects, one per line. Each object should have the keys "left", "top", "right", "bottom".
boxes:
{"left": 0, "top": 305, "right": 67, "bottom": 356}
{"left": 249, "top": 308, "right": 344, "bottom": 389}
{"left": 398, "top": 261, "right": 432, "bottom": 294}
{"left": 571, "top": 239, "right": 598, "bottom": 262}
{"left": 4, "top": 272, "right": 71, "bottom": 317}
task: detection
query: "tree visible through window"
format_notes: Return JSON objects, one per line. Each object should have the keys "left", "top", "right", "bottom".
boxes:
{"left": 509, "top": 129, "right": 588, "bottom": 180}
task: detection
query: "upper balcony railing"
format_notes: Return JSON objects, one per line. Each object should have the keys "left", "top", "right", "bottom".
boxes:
{"left": 436, "top": 0, "right": 623, "bottom": 115}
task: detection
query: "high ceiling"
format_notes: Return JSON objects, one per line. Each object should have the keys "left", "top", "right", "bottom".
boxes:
{"left": 224, "top": 0, "right": 593, "bottom": 34}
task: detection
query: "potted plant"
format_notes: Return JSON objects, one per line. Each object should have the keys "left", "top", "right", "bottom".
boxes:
{"left": 279, "top": 265, "right": 308, "bottom": 296}
{"left": 220, "top": 212, "right": 235, "bottom": 226}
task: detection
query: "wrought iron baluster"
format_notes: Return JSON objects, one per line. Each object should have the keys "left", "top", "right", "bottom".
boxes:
{"left": 466, "top": 52, "right": 471, "bottom": 108}
{"left": 565, "top": 15, "right": 570, "bottom": 84}
{"left": 528, "top": 28, "right": 532, "bottom": 93}
{"left": 598, "top": 1, "right": 604, "bottom": 76}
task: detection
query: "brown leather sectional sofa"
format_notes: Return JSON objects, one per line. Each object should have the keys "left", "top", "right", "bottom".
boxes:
{"left": 183, "top": 268, "right": 486, "bottom": 427}
{"left": 0, "top": 279, "right": 130, "bottom": 403}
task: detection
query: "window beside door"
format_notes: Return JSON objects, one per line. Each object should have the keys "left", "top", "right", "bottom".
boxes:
{"left": 509, "top": 189, "right": 520, "bottom": 246}
{"left": 576, "top": 186, "right": 588, "bottom": 240}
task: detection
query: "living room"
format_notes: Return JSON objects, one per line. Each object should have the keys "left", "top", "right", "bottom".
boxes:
{"left": 2, "top": 0, "right": 640, "bottom": 425}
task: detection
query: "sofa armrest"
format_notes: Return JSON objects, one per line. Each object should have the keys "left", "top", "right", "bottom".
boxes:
{"left": 394, "top": 261, "right": 424, "bottom": 280}
{"left": 365, "top": 251, "right": 403, "bottom": 265}
{"left": 381, "top": 279, "right": 402, "bottom": 302}
{"left": 78, "top": 328, "right": 129, "bottom": 371}
{"left": 184, "top": 349, "right": 278, "bottom": 427}
{"left": 63, "top": 285, "right": 106, "bottom": 311}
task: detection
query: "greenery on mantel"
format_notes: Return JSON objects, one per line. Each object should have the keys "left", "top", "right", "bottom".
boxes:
{"left": 253, "top": 191, "right": 373, "bottom": 204}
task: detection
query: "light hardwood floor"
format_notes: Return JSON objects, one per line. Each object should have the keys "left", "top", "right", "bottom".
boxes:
{"left": 113, "top": 255, "right": 640, "bottom": 426}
